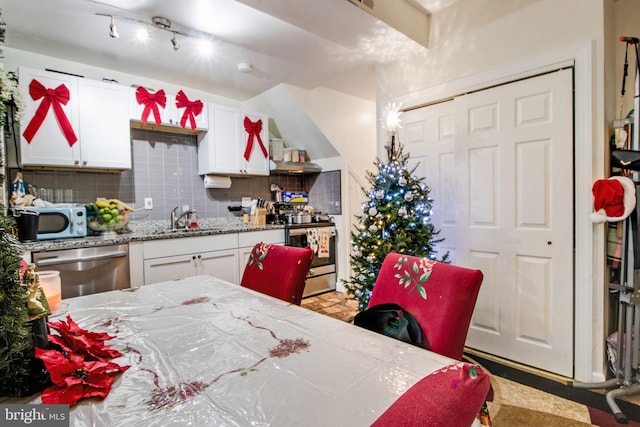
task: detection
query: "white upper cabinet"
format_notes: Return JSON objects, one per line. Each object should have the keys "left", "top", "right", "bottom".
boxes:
{"left": 241, "top": 111, "right": 270, "bottom": 176}
{"left": 198, "top": 103, "right": 242, "bottom": 175}
{"left": 18, "top": 67, "right": 81, "bottom": 167}
{"left": 77, "top": 79, "right": 131, "bottom": 169}
{"left": 198, "top": 104, "right": 269, "bottom": 176}
{"left": 130, "top": 87, "right": 208, "bottom": 131}
{"left": 18, "top": 67, "right": 131, "bottom": 170}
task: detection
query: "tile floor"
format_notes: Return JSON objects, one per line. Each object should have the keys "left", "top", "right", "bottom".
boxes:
{"left": 300, "top": 291, "right": 358, "bottom": 323}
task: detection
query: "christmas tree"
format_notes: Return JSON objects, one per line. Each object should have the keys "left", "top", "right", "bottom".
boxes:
{"left": 0, "top": 9, "right": 49, "bottom": 396}
{"left": 344, "top": 103, "right": 448, "bottom": 311}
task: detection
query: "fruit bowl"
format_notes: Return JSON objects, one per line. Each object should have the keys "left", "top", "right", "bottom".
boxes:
{"left": 85, "top": 199, "right": 133, "bottom": 233}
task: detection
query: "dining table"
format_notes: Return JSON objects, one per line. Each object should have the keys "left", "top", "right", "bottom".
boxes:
{"left": 4, "top": 275, "right": 458, "bottom": 426}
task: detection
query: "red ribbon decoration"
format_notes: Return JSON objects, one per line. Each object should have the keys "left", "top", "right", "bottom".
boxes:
{"left": 23, "top": 79, "right": 78, "bottom": 146}
{"left": 136, "top": 87, "right": 167, "bottom": 126}
{"left": 175, "top": 90, "right": 203, "bottom": 130}
{"left": 243, "top": 117, "right": 268, "bottom": 161}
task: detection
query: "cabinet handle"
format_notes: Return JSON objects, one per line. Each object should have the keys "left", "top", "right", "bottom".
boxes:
{"left": 74, "top": 160, "right": 80, "bottom": 165}
{"left": 82, "top": 160, "right": 88, "bottom": 166}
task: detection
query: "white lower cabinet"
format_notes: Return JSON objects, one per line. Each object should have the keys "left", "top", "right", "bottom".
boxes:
{"left": 130, "top": 228, "right": 285, "bottom": 287}
{"left": 140, "top": 233, "right": 239, "bottom": 285}
{"left": 144, "top": 248, "right": 238, "bottom": 285}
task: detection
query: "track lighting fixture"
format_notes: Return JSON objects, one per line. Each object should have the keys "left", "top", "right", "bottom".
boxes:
{"left": 171, "top": 32, "right": 180, "bottom": 51}
{"left": 109, "top": 15, "right": 119, "bottom": 39}
{"left": 98, "top": 13, "right": 212, "bottom": 52}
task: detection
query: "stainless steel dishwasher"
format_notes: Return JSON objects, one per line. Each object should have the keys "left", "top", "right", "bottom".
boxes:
{"left": 32, "top": 244, "right": 130, "bottom": 299}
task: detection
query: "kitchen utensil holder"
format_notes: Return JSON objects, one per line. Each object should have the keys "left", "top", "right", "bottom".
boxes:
{"left": 251, "top": 208, "right": 267, "bottom": 226}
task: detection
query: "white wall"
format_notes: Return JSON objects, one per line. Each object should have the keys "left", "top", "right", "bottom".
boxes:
{"left": 3, "top": 47, "right": 244, "bottom": 109}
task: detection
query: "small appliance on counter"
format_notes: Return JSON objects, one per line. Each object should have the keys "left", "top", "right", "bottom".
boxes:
{"left": 11, "top": 208, "right": 39, "bottom": 242}
{"left": 15, "top": 205, "right": 88, "bottom": 241}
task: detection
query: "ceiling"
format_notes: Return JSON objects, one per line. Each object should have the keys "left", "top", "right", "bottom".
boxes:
{"left": 0, "top": 0, "right": 455, "bottom": 102}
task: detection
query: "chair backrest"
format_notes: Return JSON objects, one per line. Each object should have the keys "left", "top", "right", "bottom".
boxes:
{"left": 240, "top": 243, "right": 314, "bottom": 305}
{"left": 368, "top": 252, "right": 483, "bottom": 360}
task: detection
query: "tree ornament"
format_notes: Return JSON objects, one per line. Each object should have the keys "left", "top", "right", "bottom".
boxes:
{"left": 398, "top": 206, "right": 408, "bottom": 217}
{"left": 404, "top": 192, "right": 414, "bottom": 202}
{"left": 399, "top": 177, "right": 407, "bottom": 186}
{"left": 375, "top": 190, "right": 384, "bottom": 200}
{"left": 368, "top": 224, "right": 378, "bottom": 233}
{"left": 368, "top": 207, "right": 378, "bottom": 216}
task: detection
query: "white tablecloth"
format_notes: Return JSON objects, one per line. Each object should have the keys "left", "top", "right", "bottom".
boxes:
{"left": 12, "top": 275, "right": 455, "bottom": 426}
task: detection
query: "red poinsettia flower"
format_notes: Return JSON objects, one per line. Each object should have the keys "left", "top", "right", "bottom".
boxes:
{"left": 35, "top": 347, "right": 129, "bottom": 406}
{"left": 48, "top": 315, "right": 122, "bottom": 360}
{"left": 49, "top": 315, "right": 115, "bottom": 342}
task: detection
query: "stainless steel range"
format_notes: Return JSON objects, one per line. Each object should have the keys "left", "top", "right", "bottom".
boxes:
{"left": 284, "top": 222, "right": 336, "bottom": 297}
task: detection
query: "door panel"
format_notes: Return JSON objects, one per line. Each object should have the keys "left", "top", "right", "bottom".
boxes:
{"left": 457, "top": 69, "right": 574, "bottom": 377}
{"left": 401, "top": 101, "right": 456, "bottom": 262}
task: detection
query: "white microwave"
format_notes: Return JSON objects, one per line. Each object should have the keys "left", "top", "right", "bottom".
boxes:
{"left": 29, "top": 206, "right": 88, "bottom": 240}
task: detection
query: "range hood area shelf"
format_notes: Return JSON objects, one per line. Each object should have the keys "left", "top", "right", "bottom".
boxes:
{"left": 269, "top": 160, "right": 322, "bottom": 174}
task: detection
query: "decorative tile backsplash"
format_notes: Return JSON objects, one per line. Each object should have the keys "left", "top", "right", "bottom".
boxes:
{"left": 10, "top": 129, "right": 341, "bottom": 220}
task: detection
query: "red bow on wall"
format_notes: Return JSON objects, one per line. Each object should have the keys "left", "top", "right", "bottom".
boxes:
{"left": 243, "top": 117, "right": 267, "bottom": 161}
{"left": 175, "top": 90, "right": 203, "bottom": 130}
{"left": 23, "top": 79, "right": 78, "bottom": 146}
{"left": 136, "top": 87, "right": 166, "bottom": 126}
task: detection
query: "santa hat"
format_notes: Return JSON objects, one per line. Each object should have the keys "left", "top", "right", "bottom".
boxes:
{"left": 591, "top": 176, "right": 636, "bottom": 223}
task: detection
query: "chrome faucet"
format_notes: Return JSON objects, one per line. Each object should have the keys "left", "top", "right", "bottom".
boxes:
{"left": 171, "top": 207, "right": 195, "bottom": 230}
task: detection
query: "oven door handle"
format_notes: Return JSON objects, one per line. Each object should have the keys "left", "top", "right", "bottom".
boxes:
{"left": 35, "top": 250, "right": 128, "bottom": 266}
{"left": 288, "top": 228, "right": 308, "bottom": 237}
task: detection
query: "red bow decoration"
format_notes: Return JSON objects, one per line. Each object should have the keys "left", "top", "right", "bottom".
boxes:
{"left": 175, "top": 90, "right": 203, "bottom": 130}
{"left": 23, "top": 79, "right": 78, "bottom": 146}
{"left": 136, "top": 87, "right": 166, "bottom": 126}
{"left": 243, "top": 117, "right": 267, "bottom": 161}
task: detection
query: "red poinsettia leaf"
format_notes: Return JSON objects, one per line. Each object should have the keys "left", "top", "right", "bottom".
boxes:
{"left": 49, "top": 315, "right": 115, "bottom": 342}
{"left": 41, "top": 383, "right": 111, "bottom": 406}
{"left": 41, "top": 384, "right": 84, "bottom": 405}
{"left": 48, "top": 330, "right": 123, "bottom": 361}
{"left": 36, "top": 347, "right": 78, "bottom": 386}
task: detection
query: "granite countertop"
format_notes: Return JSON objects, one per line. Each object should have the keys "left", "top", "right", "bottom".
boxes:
{"left": 20, "top": 218, "right": 286, "bottom": 253}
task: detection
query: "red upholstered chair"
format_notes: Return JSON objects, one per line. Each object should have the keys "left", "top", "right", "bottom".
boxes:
{"left": 367, "top": 252, "right": 483, "bottom": 360}
{"left": 240, "top": 243, "right": 314, "bottom": 305}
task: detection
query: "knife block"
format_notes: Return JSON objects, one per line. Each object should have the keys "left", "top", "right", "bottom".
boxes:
{"left": 251, "top": 208, "right": 267, "bottom": 226}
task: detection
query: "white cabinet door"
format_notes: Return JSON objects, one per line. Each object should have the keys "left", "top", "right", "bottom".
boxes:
{"left": 199, "top": 249, "right": 239, "bottom": 284}
{"left": 19, "top": 67, "right": 80, "bottom": 167}
{"left": 198, "top": 104, "right": 242, "bottom": 175}
{"left": 78, "top": 79, "right": 131, "bottom": 169}
{"left": 144, "top": 253, "right": 198, "bottom": 284}
{"left": 240, "top": 111, "right": 270, "bottom": 176}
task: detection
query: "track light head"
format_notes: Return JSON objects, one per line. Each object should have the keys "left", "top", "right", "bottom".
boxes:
{"left": 109, "top": 16, "right": 119, "bottom": 39}
{"left": 171, "top": 32, "right": 180, "bottom": 51}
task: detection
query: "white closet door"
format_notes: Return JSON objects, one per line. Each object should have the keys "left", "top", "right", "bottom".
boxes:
{"left": 401, "top": 101, "right": 457, "bottom": 262}
{"left": 456, "top": 69, "right": 574, "bottom": 377}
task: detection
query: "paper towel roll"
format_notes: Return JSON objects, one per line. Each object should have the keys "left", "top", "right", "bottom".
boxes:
{"left": 204, "top": 175, "right": 232, "bottom": 189}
